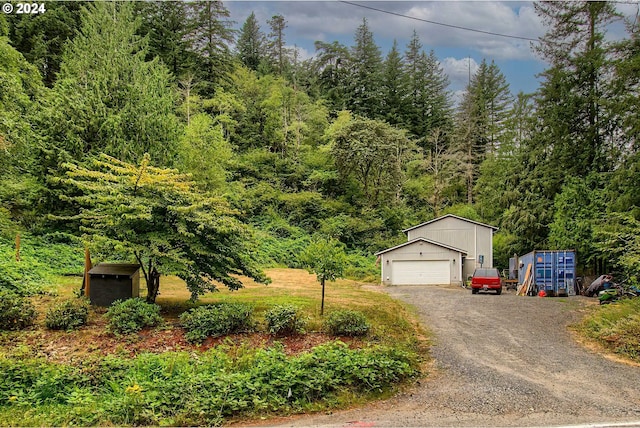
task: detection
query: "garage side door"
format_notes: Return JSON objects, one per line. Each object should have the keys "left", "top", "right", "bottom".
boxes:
{"left": 393, "top": 260, "right": 450, "bottom": 285}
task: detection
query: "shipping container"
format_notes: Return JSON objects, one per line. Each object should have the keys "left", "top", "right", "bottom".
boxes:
{"left": 517, "top": 250, "right": 576, "bottom": 296}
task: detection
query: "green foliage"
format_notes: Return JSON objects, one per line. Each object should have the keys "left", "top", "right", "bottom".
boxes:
{"left": 264, "top": 304, "right": 306, "bottom": 336}
{"left": 0, "top": 234, "right": 84, "bottom": 295}
{"left": 60, "top": 153, "right": 268, "bottom": 302}
{"left": 0, "top": 290, "right": 37, "bottom": 330}
{"left": 177, "top": 113, "right": 232, "bottom": 190}
{"left": 105, "top": 298, "right": 163, "bottom": 336}
{"left": 594, "top": 212, "right": 640, "bottom": 278}
{"left": 41, "top": 1, "right": 180, "bottom": 166}
{"left": 45, "top": 298, "right": 89, "bottom": 331}
{"left": 0, "top": 342, "right": 418, "bottom": 425}
{"left": 301, "top": 237, "right": 347, "bottom": 285}
{"left": 180, "top": 303, "right": 254, "bottom": 343}
{"left": 549, "top": 175, "right": 604, "bottom": 270}
{"left": 0, "top": 356, "right": 84, "bottom": 408}
{"left": 579, "top": 298, "right": 640, "bottom": 362}
{"left": 327, "top": 111, "right": 413, "bottom": 206}
{"left": 324, "top": 310, "right": 370, "bottom": 337}
{"left": 7, "top": 2, "right": 84, "bottom": 87}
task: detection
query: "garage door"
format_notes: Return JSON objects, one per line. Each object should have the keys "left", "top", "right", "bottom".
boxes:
{"left": 392, "top": 260, "right": 450, "bottom": 285}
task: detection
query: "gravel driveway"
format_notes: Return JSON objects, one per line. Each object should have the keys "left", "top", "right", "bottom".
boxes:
{"left": 274, "top": 285, "right": 640, "bottom": 427}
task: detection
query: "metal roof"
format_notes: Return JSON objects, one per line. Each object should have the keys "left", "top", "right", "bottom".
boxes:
{"left": 402, "top": 214, "right": 498, "bottom": 234}
{"left": 375, "top": 237, "right": 467, "bottom": 256}
{"left": 88, "top": 263, "right": 140, "bottom": 277}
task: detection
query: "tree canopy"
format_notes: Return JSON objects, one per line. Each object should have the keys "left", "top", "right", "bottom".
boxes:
{"left": 3, "top": 0, "right": 640, "bottom": 285}
{"left": 60, "top": 153, "right": 268, "bottom": 302}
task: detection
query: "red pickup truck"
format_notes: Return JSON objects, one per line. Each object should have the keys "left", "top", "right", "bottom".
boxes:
{"left": 471, "top": 268, "right": 503, "bottom": 295}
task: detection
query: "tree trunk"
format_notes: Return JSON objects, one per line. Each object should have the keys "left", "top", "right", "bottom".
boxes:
{"left": 321, "top": 278, "right": 325, "bottom": 316}
{"left": 146, "top": 267, "right": 161, "bottom": 303}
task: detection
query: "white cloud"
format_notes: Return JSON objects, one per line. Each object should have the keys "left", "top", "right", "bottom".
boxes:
{"left": 440, "top": 57, "right": 479, "bottom": 88}
{"left": 287, "top": 45, "right": 314, "bottom": 62}
{"left": 228, "top": 1, "right": 545, "bottom": 61}
{"left": 361, "top": 2, "right": 544, "bottom": 60}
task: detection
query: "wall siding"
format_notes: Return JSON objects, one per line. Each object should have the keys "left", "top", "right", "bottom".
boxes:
{"left": 406, "top": 217, "right": 493, "bottom": 280}
{"left": 380, "top": 240, "right": 462, "bottom": 285}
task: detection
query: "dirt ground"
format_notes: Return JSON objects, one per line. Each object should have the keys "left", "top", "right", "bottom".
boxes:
{"left": 266, "top": 285, "right": 640, "bottom": 427}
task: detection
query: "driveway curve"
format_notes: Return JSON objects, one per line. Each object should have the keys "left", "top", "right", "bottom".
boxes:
{"left": 274, "top": 286, "right": 640, "bottom": 427}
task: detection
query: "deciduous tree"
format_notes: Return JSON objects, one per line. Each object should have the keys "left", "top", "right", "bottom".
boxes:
{"left": 327, "top": 112, "right": 413, "bottom": 206}
{"left": 60, "top": 153, "right": 268, "bottom": 303}
{"left": 301, "top": 237, "right": 347, "bottom": 315}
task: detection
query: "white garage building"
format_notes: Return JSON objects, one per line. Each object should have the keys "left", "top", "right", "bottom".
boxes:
{"left": 376, "top": 215, "right": 498, "bottom": 286}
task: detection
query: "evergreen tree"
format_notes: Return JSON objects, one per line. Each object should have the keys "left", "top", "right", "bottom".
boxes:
{"left": 266, "top": 14, "right": 290, "bottom": 76}
{"left": 504, "top": 1, "right": 621, "bottom": 250}
{"left": 236, "top": 12, "right": 265, "bottom": 71}
{"left": 41, "top": 1, "right": 180, "bottom": 166}
{"left": 0, "top": 17, "right": 46, "bottom": 231}
{"left": 475, "top": 92, "right": 533, "bottom": 224}
{"left": 533, "top": 0, "right": 620, "bottom": 174}
{"left": 186, "top": 1, "right": 235, "bottom": 95}
{"left": 403, "top": 32, "right": 452, "bottom": 147}
{"left": 347, "top": 18, "right": 383, "bottom": 118}
{"left": 312, "top": 40, "right": 351, "bottom": 112}
{"left": 136, "top": 1, "right": 194, "bottom": 78}
{"left": 7, "top": 1, "right": 84, "bottom": 87}
{"left": 382, "top": 40, "right": 405, "bottom": 126}
{"left": 610, "top": 17, "right": 640, "bottom": 156}
{"left": 453, "top": 59, "right": 511, "bottom": 204}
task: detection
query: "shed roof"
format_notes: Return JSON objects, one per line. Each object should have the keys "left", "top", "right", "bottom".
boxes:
{"left": 402, "top": 214, "right": 498, "bottom": 234}
{"left": 88, "top": 263, "right": 140, "bottom": 277}
{"left": 375, "top": 237, "right": 467, "bottom": 256}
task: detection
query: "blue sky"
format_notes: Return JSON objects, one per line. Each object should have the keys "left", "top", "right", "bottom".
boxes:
{"left": 225, "top": 1, "right": 639, "bottom": 100}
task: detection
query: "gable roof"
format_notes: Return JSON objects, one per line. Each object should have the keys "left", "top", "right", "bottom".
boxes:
{"left": 375, "top": 237, "right": 467, "bottom": 256}
{"left": 402, "top": 214, "right": 498, "bottom": 234}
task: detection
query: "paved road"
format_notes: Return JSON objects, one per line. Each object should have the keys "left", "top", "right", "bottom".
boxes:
{"left": 273, "top": 286, "right": 640, "bottom": 427}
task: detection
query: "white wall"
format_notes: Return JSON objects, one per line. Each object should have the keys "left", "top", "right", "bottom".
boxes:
{"left": 406, "top": 216, "right": 493, "bottom": 279}
{"left": 380, "top": 240, "right": 463, "bottom": 286}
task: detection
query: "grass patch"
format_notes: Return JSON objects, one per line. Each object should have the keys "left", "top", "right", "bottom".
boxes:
{"left": 0, "top": 235, "right": 84, "bottom": 296}
{"left": 0, "top": 267, "right": 427, "bottom": 426}
{"left": 575, "top": 298, "right": 640, "bottom": 362}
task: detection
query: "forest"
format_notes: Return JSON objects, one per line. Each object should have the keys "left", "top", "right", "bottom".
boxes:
{"left": 1, "top": 0, "right": 640, "bottom": 289}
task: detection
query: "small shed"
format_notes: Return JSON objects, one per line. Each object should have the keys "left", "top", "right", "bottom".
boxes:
{"left": 375, "top": 238, "right": 466, "bottom": 286}
{"left": 88, "top": 263, "right": 140, "bottom": 306}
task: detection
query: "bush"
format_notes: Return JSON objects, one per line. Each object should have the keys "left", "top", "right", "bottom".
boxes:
{"left": 264, "top": 304, "right": 306, "bottom": 336}
{"left": 45, "top": 298, "right": 90, "bottom": 330}
{"left": 0, "top": 341, "right": 418, "bottom": 426}
{"left": 180, "top": 303, "right": 254, "bottom": 343}
{"left": 324, "top": 310, "right": 370, "bottom": 337}
{"left": 0, "top": 290, "right": 37, "bottom": 330}
{"left": 579, "top": 298, "right": 640, "bottom": 362}
{"left": 105, "top": 298, "right": 163, "bottom": 335}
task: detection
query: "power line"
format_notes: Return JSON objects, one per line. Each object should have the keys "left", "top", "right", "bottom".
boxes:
{"left": 339, "top": 1, "right": 540, "bottom": 42}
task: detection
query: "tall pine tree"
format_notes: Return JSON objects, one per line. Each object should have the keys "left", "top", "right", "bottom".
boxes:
{"left": 237, "top": 12, "right": 265, "bottom": 71}
{"left": 347, "top": 18, "right": 383, "bottom": 118}
{"left": 41, "top": 1, "right": 180, "bottom": 166}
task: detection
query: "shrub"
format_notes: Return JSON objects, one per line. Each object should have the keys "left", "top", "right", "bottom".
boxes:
{"left": 105, "top": 298, "right": 163, "bottom": 335}
{"left": 0, "top": 341, "right": 418, "bottom": 426}
{"left": 45, "top": 298, "right": 90, "bottom": 330}
{"left": 180, "top": 303, "right": 254, "bottom": 343}
{"left": 579, "top": 298, "right": 640, "bottom": 362}
{"left": 0, "top": 290, "right": 37, "bottom": 330}
{"left": 264, "top": 304, "right": 306, "bottom": 336}
{"left": 324, "top": 310, "right": 370, "bottom": 337}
